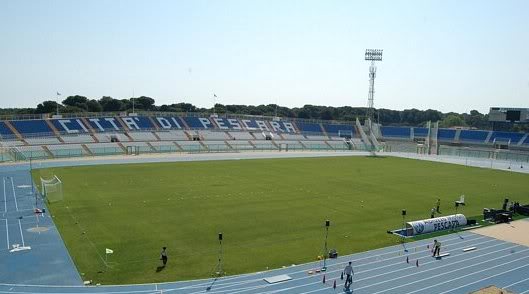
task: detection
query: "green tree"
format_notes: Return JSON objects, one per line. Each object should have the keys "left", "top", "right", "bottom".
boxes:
{"left": 62, "top": 95, "right": 88, "bottom": 110}
{"left": 440, "top": 114, "right": 467, "bottom": 128}
{"left": 99, "top": 96, "right": 124, "bottom": 112}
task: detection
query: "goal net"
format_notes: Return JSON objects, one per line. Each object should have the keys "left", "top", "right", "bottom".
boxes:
{"left": 40, "top": 175, "right": 63, "bottom": 203}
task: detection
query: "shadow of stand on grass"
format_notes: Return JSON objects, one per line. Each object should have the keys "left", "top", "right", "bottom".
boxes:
{"left": 156, "top": 266, "right": 165, "bottom": 273}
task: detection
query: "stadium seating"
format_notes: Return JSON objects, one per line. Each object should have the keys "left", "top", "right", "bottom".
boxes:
{"left": 489, "top": 131, "right": 525, "bottom": 144}
{"left": 61, "top": 134, "right": 95, "bottom": 143}
{"left": 25, "top": 137, "right": 61, "bottom": 145}
{"left": 380, "top": 126, "right": 411, "bottom": 139}
{"left": 10, "top": 120, "right": 53, "bottom": 137}
{"left": 437, "top": 129, "right": 456, "bottom": 141}
{"left": 413, "top": 127, "right": 429, "bottom": 138}
{"left": 3, "top": 112, "right": 529, "bottom": 164}
{"left": 52, "top": 119, "right": 90, "bottom": 134}
{"left": 459, "top": 130, "right": 489, "bottom": 142}
{"left": 128, "top": 131, "right": 158, "bottom": 142}
{"left": 323, "top": 123, "right": 355, "bottom": 136}
{"left": 200, "top": 130, "right": 230, "bottom": 140}
{"left": 0, "top": 121, "right": 15, "bottom": 138}
{"left": 228, "top": 131, "right": 255, "bottom": 140}
{"left": 155, "top": 130, "right": 189, "bottom": 141}
{"left": 296, "top": 122, "right": 324, "bottom": 134}
{"left": 281, "top": 133, "right": 306, "bottom": 140}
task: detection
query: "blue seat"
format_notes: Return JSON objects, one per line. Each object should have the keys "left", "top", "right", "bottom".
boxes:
{"left": 51, "top": 119, "right": 89, "bottom": 134}
{"left": 438, "top": 129, "right": 456, "bottom": 141}
{"left": 153, "top": 117, "right": 185, "bottom": 129}
{"left": 323, "top": 124, "right": 355, "bottom": 136}
{"left": 0, "top": 122, "right": 14, "bottom": 137}
{"left": 10, "top": 120, "right": 53, "bottom": 137}
{"left": 413, "top": 127, "right": 428, "bottom": 137}
{"left": 459, "top": 130, "right": 488, "bottom": 142}
{"left": 381, "top": 127, "right": 410, "bottom": 138}
{"left": 297, "top": 122, "right": 323, "bottom": 134}
{"left": 86, "top": 117, "right": 124, "bottom": 132}
{"left": 182, "top": 117, "right": 215, "bottom": 129}
{"left": 489, "top": 131, "right": 525, "bottom": 144}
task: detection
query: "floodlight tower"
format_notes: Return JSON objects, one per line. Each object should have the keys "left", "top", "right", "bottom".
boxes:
{"left": 364, "top": 49, "right": 383, "bottom": 133}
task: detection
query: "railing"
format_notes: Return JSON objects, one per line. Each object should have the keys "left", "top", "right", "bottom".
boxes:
{"left": 0, "top": 141, "right": 358, "bottom": 163}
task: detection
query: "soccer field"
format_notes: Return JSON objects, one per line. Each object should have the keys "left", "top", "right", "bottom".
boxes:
{"left": 32, "top": 156, "right": 529, "bottom": 285}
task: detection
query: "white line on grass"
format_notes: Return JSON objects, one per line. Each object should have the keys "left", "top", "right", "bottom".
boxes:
{"left": 199, "top": 236, "right": 499, "bottom": 294}
{"left": 265, "top": 242, "right": 515, "bottom": 294}
{"left": 374, "top": 247, "right": 529, "bottom": 294}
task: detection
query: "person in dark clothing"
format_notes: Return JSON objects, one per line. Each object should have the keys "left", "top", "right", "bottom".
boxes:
{"left": 432, "top": 240, "right": 441, "bottom": 257}
{"left": 160, "top": 247, "right": 168, "bottom": 266}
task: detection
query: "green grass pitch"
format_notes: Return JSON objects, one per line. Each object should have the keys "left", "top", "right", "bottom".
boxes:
{"left": 32, "top": 156, "right": 529, "bottom": 284}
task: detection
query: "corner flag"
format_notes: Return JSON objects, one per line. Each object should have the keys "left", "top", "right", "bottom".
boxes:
{"left": 106, "top": 248, "right": 114, "bottom": 254}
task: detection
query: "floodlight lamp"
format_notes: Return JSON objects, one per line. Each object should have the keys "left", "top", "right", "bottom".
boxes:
{"left": 365, "top": 49, "right": 383, "bottom": 61}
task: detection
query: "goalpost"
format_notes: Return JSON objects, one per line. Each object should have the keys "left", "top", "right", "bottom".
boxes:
{"left": 40, "top": 175, "right": 63, "bottom": 203}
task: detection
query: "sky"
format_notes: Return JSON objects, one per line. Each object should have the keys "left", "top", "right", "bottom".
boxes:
{"left": 0, "top": 0, "right": 528, "bottom": 113}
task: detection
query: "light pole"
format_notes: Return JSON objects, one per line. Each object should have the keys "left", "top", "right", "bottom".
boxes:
{"left": 364, "top": 49, "right": 383, "bottom": 135}
{"left": 322, "top": 220, "right": 330, "bottom": 271}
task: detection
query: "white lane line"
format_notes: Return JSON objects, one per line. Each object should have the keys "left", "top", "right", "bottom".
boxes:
{"left": 503, "top": 275, "right": 529, "bottom": 290}
{"left": 436, "top": 257, "right": 529, "bottom": 294}
{"left": 10, "top": 177, "right": 18, "bottom": 211}
{"left": 177, "top": 233, "right": 484, "bottom": 291}
{"left": 202, "top": 237, "right": 498, "bottom": 294}
{"left": 383, "top": 247, "right": 529, "bottom": 294}
{"left": 4, "top": 219, "right": 8, "bottom": 250}
{"left": 275, "top": 241, "right": 513, "bottom": 294}
{"left": 18, "top": 219, "right": 25, "bottom": 247}
{"left": 3, "top": 177, "right": 6, "bottom": 213}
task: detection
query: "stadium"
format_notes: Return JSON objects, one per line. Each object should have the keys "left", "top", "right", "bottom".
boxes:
{"left": 1, "top": 108, "right": 529, "bottom": 293}
{"left": 2, "top": 1, "right": 529, "bottom": 294}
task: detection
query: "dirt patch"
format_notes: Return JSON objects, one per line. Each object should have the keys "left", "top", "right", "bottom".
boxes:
{"left": 473, "top": 219, "right": 529, "bottom": 247}
{"left": 470, "top": 285, "right": 515, "bottom": 293}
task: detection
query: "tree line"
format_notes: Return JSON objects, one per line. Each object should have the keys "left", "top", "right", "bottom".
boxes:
{"left": 0, "top": 95, "right": 526, "bottom": 132}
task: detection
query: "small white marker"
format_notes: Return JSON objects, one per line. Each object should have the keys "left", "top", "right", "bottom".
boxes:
{"left": 463, "top": 247, "right": 477, "bottom": 252}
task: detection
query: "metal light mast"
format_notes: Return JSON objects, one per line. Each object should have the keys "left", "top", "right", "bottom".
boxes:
{"left": 364, "top": 49, "right": 383, "bottom": 132}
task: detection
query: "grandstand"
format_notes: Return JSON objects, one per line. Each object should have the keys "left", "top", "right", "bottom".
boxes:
{"left": 2, "top": 112, "right": 529, "bottom": 162}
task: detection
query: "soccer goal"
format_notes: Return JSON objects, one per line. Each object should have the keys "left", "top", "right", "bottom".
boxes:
{"left": 40, "top": 175, "right": 63, "bottom": 203}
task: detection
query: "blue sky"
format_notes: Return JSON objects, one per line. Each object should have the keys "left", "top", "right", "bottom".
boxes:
{"left": 0, "top": 0, "right": 528, "bottom": 113}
